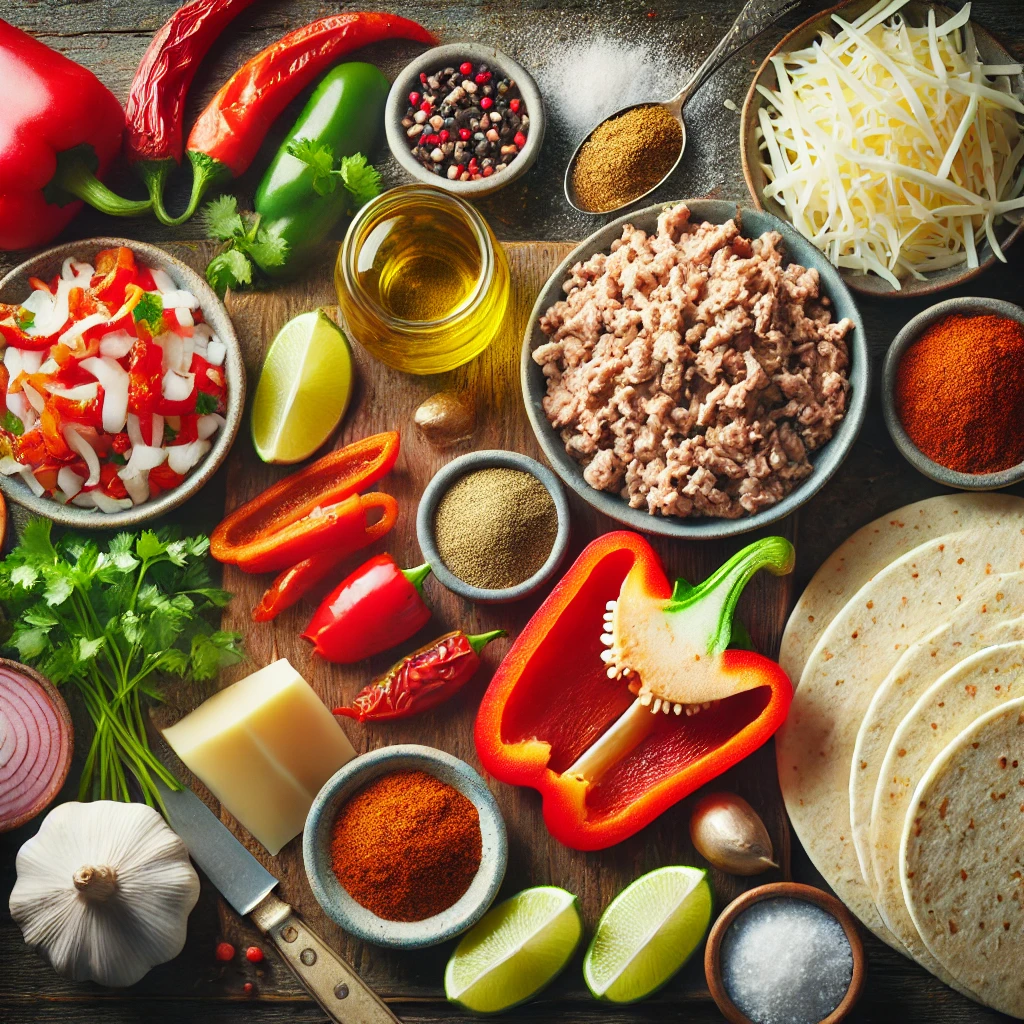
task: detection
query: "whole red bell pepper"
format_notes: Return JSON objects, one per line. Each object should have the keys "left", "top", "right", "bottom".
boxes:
{"left": 0, "top": 20, "right": 151, "bottom": 250}
{"left": 474, "top": 532, "right": 795, "bottom": 851}
{"left": 302, "top": 555, "right": 432, "bottom": 662}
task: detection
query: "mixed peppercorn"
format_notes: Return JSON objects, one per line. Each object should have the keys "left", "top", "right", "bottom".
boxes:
{"left": 401, "top": 60, "right": 530, "bottom": 181}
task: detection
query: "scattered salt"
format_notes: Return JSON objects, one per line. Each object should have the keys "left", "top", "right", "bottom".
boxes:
{"left": 720, "top": 898, "right": 853, "bottom": 1024}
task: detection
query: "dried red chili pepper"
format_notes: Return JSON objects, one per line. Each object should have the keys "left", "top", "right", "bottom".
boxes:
{"left": 334, "top": 629, "right": 504, "bottom": 723}
{"left": 172, "top": 12, "right": 436, "bottom": 223}
{"left": 124, "top": 0, "right": 259, "bottom": 224}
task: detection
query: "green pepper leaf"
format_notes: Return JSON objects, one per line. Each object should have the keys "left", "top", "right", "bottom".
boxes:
{"left": 339, "top": 154, "right": 382, "bottom": 210}
{"left": 206, "top": 249, "right": 252, "bottom": 298}
{"left": 205, "top": 194, "right": 246, "bottom": 241}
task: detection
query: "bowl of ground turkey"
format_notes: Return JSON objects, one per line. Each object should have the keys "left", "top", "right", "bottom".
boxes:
{"left": 522, "top": 199, "right": 869, "bottom": 539}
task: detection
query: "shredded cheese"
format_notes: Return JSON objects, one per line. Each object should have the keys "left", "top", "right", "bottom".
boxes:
{"left": 756, "top": 0, "right": 1024, "bottom": 287}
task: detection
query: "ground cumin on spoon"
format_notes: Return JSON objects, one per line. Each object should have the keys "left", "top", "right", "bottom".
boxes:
{"left": 572, "top": 104, "right": 683, "bottom": 213}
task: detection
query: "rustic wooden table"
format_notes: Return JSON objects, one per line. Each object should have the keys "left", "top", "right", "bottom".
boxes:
{"left": 2, "top": 1, "right": 1024, "bottom": 1022}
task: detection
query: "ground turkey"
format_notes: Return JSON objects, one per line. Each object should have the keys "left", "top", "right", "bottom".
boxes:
{"left": 534, "top": 203, "right": 853, "bottom": 519}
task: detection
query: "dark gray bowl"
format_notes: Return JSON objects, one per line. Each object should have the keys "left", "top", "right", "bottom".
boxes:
{"left": 303, "top": 745, "right": 507, "bottom": 949}
{"left": 385, "top": 43, "right": 545, "bottom": 199}
{"left": 416, "top": 449, "right": 570, "bottom": 603}
{"left": 741, "top": 0, "right": 1024, "bottom": 299}
{"left": 522, "top": 199, "right": 869, "bottom": 540}
{"left": 0, "top": 238, "right": 244, "bottom": 528}
{"left": 882, "top": 297, "right": 1024, "bottom": 490}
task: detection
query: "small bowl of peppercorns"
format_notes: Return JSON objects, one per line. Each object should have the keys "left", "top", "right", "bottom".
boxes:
{"left": 385, "top": 43, "right": 545, "bottom": 197}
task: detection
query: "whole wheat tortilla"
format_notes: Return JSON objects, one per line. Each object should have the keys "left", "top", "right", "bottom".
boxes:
{"left": 777, "top": 526, "right": 1024, "bottom": 949}
{"left": 873, "top": 641, "right": 1024, "bottom": 981}
{"left": 902, "top": 696, "right": 1024, "bottom": 1017}
{"left": 779, "top": 494, "right": 1024, "bottom": 683}
{"left": 852, "top": 573, "right": 1024, "bottom": 894}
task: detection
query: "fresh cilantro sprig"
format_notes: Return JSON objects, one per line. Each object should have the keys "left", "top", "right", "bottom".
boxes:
{"left": 204, "top": 195, "right": 288, "bottom": 298}
{"left": 133, "top": 290, "right": 164, "bottom": 335}
{"left": 0, "top": 520, "right": 244, "bottom": 808}
{"left": 287, "top": 141, "right": 382, "bottom": 207}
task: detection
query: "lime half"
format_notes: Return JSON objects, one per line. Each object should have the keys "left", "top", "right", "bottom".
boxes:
{"left": 583, "top": 866, "right": 712, "bottom": 1003}
{"left": 445, "top": 886, "right": 582, "bottom": 1014}
{"left": 251, "top": 309, "right": 353, "bottom": 464}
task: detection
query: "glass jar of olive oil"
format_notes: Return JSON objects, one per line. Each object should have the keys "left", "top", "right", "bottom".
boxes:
{"left": 335, "top": 185, "right": 510, "bottom": 375}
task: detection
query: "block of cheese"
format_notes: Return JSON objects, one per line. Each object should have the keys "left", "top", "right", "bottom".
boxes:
{"left": 163, "top": 659, "right": 355, "bottom": 855}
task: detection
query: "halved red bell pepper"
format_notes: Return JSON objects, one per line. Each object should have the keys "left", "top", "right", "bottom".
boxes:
{"left": 211, "top": 431, "right": 399, "bottom": 564}
{"left": 474, "top": 531, "right": 795, "bottom": 851}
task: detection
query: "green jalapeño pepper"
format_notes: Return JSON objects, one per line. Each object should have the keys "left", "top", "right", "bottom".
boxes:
{"left": 254, "top": 62, "right": 388, "bottom": 277}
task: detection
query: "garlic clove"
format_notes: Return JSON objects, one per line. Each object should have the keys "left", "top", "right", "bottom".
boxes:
{"left": 689, "top": 791, "right": 778, "bottom": 876}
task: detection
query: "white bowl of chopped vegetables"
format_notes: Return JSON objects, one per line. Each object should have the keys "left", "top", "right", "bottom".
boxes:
{"left": 0, "top": 238, "right": 244, "bottom": 527}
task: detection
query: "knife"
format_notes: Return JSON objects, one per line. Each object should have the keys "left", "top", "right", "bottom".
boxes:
{"left": 156, "top": 779, "right": 401, "bottom": 1024}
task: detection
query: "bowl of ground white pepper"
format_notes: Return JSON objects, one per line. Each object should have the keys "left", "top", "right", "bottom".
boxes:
{"left": 417, "top": 450, "right": 571, "bottom": 603}
{"left": 385, "top": 43, "right": 545, "bottom": 197}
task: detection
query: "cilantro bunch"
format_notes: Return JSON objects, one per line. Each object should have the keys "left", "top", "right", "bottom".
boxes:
{"left": 0, "top": 520, "right": 243, "bottom": 806}
{"left": 203, "top": 197, "right": 289, "bottom": 298}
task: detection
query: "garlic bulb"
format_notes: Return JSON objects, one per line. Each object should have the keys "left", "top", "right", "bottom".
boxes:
{"left": 689, "top": 792, "right": 778, "bottom": 876}
{"left": 9, "top": 801, "right": 200, "bottom": 987}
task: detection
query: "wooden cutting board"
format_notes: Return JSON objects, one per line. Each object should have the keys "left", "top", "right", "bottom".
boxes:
{"left": 155, "top": 239, "right": 795, "bottom": 1003}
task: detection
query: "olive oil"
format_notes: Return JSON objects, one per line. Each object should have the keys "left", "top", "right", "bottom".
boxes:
{"left": 336, "top": 185, "right": 510, "bottom": 375}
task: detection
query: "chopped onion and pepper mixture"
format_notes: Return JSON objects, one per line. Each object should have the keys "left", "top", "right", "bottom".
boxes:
{"left": 0, "top": 246, "right": 227, "bottom": 511}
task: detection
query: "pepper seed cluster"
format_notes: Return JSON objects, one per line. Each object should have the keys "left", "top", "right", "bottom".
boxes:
{"left": 401, "top": 61, "right": 530, "bottom": 181}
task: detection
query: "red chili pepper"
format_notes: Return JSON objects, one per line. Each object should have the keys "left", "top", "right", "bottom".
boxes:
{"left": 251, "top": 550, "right": 351, "bottom": 623}
{"left": 128, "top": 332, "right": 163, "bottom": 428}
{"left": 124, "top": 0, "right": 259, "bottom": 225}
{"left": 233, "top": 492, "right": 398, "bottom": 575}
{"left": 0, "top": 20, "right": 152, "bottom": 251}
{"left": 335, "top": 629, "right": 505, "bottom": 723}
{"left": 302, "top": 555, "right": 432, "bottom": 662}
{"left": 170, "top": 12, "right": 436, "bottom": 223}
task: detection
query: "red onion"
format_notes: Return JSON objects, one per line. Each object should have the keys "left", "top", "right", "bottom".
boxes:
{"left": 0, "top": 661, "right": 73, "bottom": 831}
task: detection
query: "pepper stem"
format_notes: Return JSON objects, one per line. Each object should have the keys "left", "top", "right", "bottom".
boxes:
{"left": 665, "top": 536, "right": 795, "bottom": 657}
{"left": 467, "top": 629, "right": 506, "bottom": 655}
{"left": 161, "top": 151, "right": 228, "bottom": 226}
{"left": 136, "top": 159, "right": 179, "bottom": 227}
{"left": 402, "top": 563, "right": 432, "bottom": 596}
{"left": 50, "top": 148, "right": 152, "bottom": 217}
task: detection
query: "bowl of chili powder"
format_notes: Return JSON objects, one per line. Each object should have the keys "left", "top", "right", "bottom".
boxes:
{"left": 303, "top": 744, "right": 507, "bottom": 949}
{"left": 883, "top": 297, "right": 1024, "bottom": 490}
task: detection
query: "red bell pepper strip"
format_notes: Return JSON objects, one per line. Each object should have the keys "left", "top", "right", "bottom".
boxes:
{"left": 474, "top": 532, "right": 795, "bottom": 851}
{"left": 210, "top": 431, "right": 399, "bottom": 564}
{"left": 233, "top": 491, "right": 398, "bottom": 574}
{"left": 90, "top": 247, "right": 138, "bottom": 309}
{"left": 0, "top": 20, "right": 152, "bottom": 251}
{"left": 124, "top": 0, "right": 259, "bottom": 225}
{"left": 335, "top": 629, "right": 505, "bottom": 723}
{"left": 251, "top": 550, "right": 351, "bottom": 623}
{"left": 170, "top": 12, "right": 436, "bottom": 224}
{"left": 302, "top": 555, "right": 432, "bottom": 661}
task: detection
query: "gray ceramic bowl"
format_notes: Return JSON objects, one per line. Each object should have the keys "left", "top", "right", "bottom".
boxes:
{"left": 303, "top": 744, "right": 507, "bottom": 949}
{"left": 385, "top": 43, "right": 545, "bottom": 198}
{"left": 882, "top": 296, "right": 1024, "bottom": 490}
{"left": 416, "top": 450, "right": 570, "bottom": 603}
{"left": 522, "top": 199, "right": 869, "bottom": 540}
{"left": 0, "top": 238, "right": 244, "bottom": 529}
{"left": 741, "top": 0, "right": 1024, "bottom": 299}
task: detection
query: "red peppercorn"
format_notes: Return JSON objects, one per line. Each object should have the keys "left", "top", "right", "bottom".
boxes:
{"left": 459, "top": 61, "right": 473, "bottom": 76}
{"left": 419, "top": 72, "right": 428, "bottom": 83}
{"left": 242, "top": 982, "right": 254, "bottom": 996}
{"left": 514, "top": 131, "right": 527, "bottom": 148}
{"left": 474, "top": 71, "right": 492, "bottom": 84}
{"left": 479, "top": 96, "right": 493, "bottom": 111}
{"left": 482, "top": 166, "right": 495, "bottom": 177}
{"left": 468, "top": 157, "right": 479, "bottom": 171}
{"left": 422, "top": 134, "right": 439, "bottom": 146}
{"left": 246, "top": 946, "right": 264, "bottom": 963}
{"left": 419, "top": 100, "right": 432, "bottom": 114}
{"left": 215, "top": 942, "right": 235, "bottom": 962}
{"left": 509, "top": 98, "right": 521, "bottom": 114}
{"left": 455, "top": 164, "right": 465, "bottom": 177}
{"left": 439, "top": 130, "right": 450, "bottom": 143}
{"left": 458, "top": 128, "right": 472, "bottom": 141}
{"left": 408, "top": 91, "right": 421, "bottom": 107}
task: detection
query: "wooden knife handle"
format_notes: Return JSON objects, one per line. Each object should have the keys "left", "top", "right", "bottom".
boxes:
{"left": 251, "top": 893, "right": 401, "bottom": 1024}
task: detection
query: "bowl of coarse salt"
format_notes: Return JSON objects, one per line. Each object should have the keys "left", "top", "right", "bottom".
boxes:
{"left": 704, "top": 882, "right": 865, "bottom": 1024}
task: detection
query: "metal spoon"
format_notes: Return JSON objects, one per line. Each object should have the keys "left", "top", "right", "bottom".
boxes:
{"left": 564, "top": 0, "right": 806, "bottom": 214}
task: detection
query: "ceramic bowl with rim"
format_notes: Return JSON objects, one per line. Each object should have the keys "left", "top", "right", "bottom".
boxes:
{"left": 882, "top": 296, "right": 1024, "bottom": 490}
{"left": 385, "top": 42, "right": 545, "bottom": 199}
{"left": 522, "top": 199, "right": 869, "bottom": 540}
{"left": 0, "top": 238, "right": 244, "bottom": 529}
{"left": 416, "top": 449, "right": 571, "bottom": 603}
{"left": 740, "top": 0, "right": 1024, "bottom": 299}
{"left": 303, "top": 744, "right": 507, "bottom": 950}
{"left": 704, "top": 882, "right": 866, "bottom": 1024}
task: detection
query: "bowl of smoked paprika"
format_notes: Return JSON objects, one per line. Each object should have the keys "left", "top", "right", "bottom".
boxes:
{"left": 303, "top": 744, "right": 507, "bottom": 949}
{"left": 883, "top": 297, "right": 1024, "bottom": 490}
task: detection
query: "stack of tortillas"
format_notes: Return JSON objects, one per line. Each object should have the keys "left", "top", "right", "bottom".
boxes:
{"left": 777, "top": 493, "right": 1024, "bottom": 1016}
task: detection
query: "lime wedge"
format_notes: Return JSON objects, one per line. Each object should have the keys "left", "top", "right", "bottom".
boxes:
{"left": 583, "top": 866, "right": 712, "bottom": 1003}
{"left": 445, "top": 886, "right": 582, "bottom": 1014}
{"left": 251, "top": 309, "right": 353, "bottom": 464}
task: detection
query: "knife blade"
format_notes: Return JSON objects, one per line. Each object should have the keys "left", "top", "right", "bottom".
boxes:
{"left": 157, "top": 779, "right": 400, "bottom": 1024}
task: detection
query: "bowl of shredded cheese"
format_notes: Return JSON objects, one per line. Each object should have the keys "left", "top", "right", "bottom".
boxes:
{"left": 741, "top": 0, "right": 1024, "bottom": 296}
